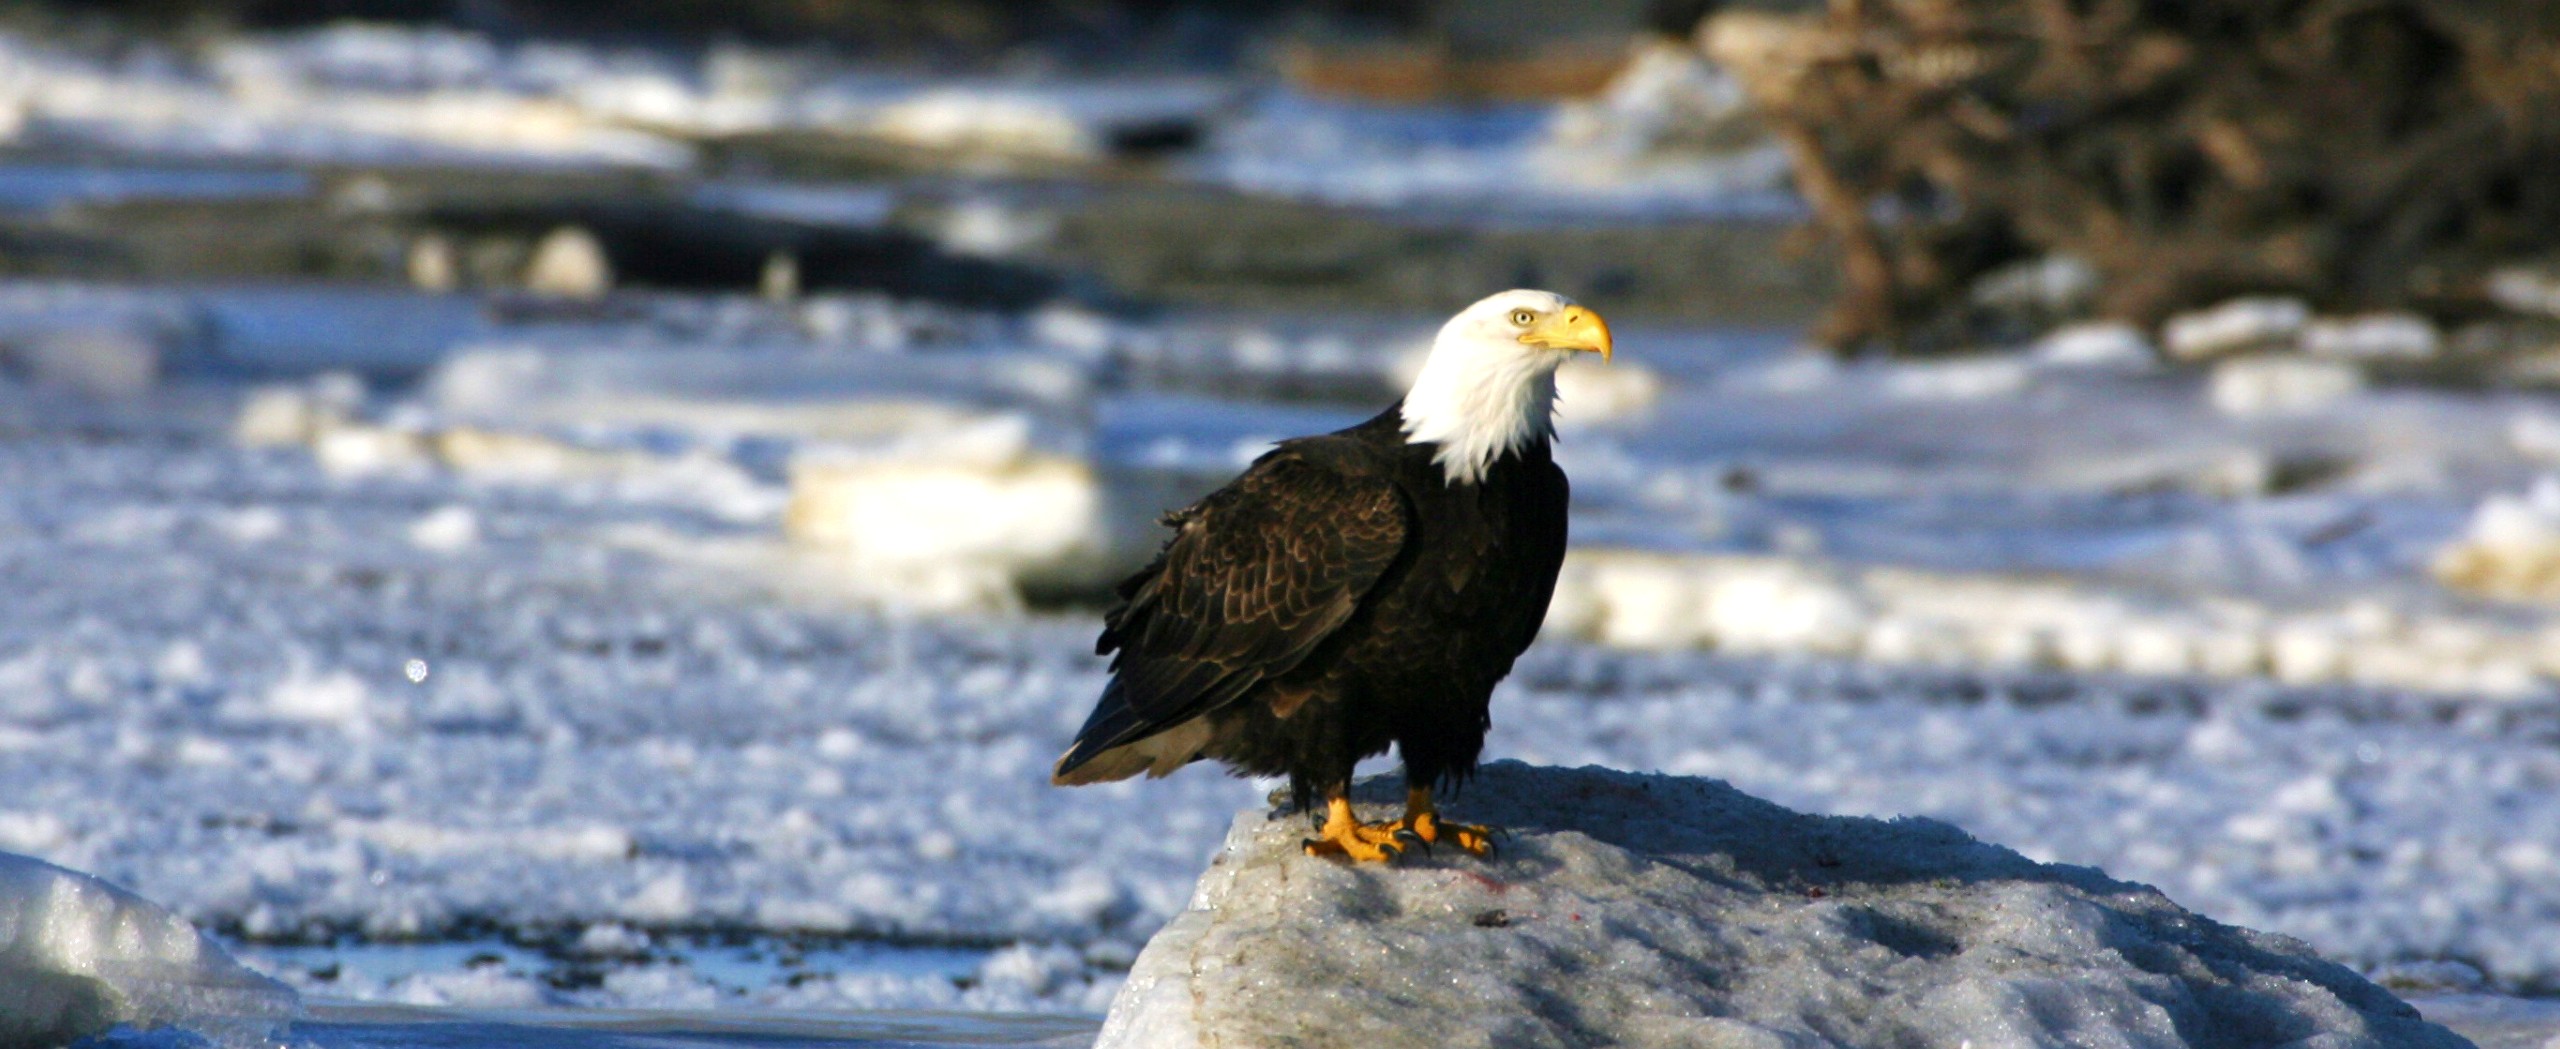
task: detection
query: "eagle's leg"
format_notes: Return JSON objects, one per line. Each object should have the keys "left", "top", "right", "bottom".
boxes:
{"left": 1301, "top": 790, "right": 1406, "bottom": 862}
{"left": 1391, "top": 786, "right": 1495, "bottom": 857}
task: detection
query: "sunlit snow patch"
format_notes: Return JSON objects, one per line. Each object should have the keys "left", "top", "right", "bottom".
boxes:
{"left": 1197, "top": 89, "right": 1795, "bottom": 219}
{"left": 0, "top": 851, "right": 297, "bottom": 1047}
{"left": 0, "top": 27, "right": 695, "bottom": 169}
{"left": 785, "top": 415, "right": 1113, "bottom": 612}
{"left": 831, "top": 80, "right": 1227, "bottom": 166}
{"left": 1548, "top": 548, "right": 2553, "bottom": 696}
{"left": 2434, "top": 475, "right": 2560, "bottom": 602}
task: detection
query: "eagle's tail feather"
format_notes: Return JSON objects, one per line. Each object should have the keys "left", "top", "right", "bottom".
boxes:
{"left": 1051, "top": 717, "right": 1215, "bottom": 786}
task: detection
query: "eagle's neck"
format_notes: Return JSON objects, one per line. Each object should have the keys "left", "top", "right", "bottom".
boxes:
{"left": 1398, "top": 340, "right": 1559, "bottom": 485}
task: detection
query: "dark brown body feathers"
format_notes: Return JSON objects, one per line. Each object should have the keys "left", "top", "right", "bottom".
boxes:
{"left": 1052, "top": 403, "right": 1569, "bottom": 812}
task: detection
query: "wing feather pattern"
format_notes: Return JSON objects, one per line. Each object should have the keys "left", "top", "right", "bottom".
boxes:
{"left": 1053, "top": 444, "right": 1408, "bottom": 781}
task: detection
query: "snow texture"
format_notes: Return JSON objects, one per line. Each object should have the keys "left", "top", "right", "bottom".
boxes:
{"left": 1547, "top": 548, "right": 2557, "bottom": 697}
{"left": 2163, "top": 298, "right": 2311, "bottom": 362}
{"left": 2433, "top": 475, "right": 2560, "bottom": 601}
{"left": 0, "top": 850, "right": 296, "bottom": 1048}
{"left": 0, "top": 25, "right": 1234, "bottom": 175}
{"left": 8, "top": 283, "right": 2560, "bottom": 1011}
{"left": 1198, "top": 90, "right": 1796, "bottom": 220}
{"left": 1098, "top": 763, "right": 2468, "bottom": 1049}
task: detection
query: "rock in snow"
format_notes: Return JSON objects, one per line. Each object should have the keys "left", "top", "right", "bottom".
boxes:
{"left": 1098, "top": 763, "right": 2468, "bottom": 1049}
{"left": 0, "top": 851, "right": 297, "bottom": 1048}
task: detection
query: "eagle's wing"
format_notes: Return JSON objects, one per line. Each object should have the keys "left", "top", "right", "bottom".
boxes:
{"left": 1053, "top": 442, "right": 1410, "bottom": 781}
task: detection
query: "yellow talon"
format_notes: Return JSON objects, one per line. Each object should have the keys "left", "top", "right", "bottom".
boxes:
{"left": 1302, "top": 794, "right": 1405, "bottom": 862}
{"left": 1391, "top": 786, "right": 1495, "bottom": 857}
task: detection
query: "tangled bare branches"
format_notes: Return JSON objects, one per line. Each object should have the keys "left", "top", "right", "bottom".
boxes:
{"left": 1710, "top": 0, "right": 2560, "bottom": 352}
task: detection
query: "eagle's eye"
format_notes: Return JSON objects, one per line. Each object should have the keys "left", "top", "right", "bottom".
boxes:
{"left": 1509, "top": 309, "right": 1538, "bottom": 327}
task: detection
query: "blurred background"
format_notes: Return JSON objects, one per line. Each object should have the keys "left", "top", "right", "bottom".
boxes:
{"left": 8, "top": 0, "right": 2560, "bottom": 1040}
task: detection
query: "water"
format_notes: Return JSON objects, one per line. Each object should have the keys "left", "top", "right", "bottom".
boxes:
{"left": 292, "top": 1004, "right": 1097, "bottom": 1049}
{"left": 209, "top": 939, "right": 1098, "bottom": 1049}
{"left": 230, "top": 937, "right": 1007, "bottom": 1008}
{"left": 0, "top": 164, "right": 311, "bottom": 213}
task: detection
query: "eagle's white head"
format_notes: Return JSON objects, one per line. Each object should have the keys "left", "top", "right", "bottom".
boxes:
{"left": 1400, "top": 289, "right": 1613, "bottom": 484}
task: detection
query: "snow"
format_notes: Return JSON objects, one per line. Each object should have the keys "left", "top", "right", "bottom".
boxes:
{"left": 2209, "top": 356, "right": 2367, "bottom": 416}
{"left": 1196, "top": 89, "right": 1797, "bottom": 220}
{"left": 0, "top": 850, "right": 297, "bottom": 1047}
{"left": 786, "top": 444, "right": 1110, "bottom": 610}
{"left": 2432, "top": 475, "right": 2560, "bottom": 601}
{"left": 2487, "top": 267, "right": 2560, "bottom": 319}
{"left": 521, "top": 227, "right": 613, "bottom": 299}
{"left": 8, "top": 279, "right": 2560, "bottom": 1022}
{"left": 14, "top": 374, "right": 2560, "bottom": 1011}
{"left": 1096, "top": 763, "right": 2466, "bottom": 1049}
{"left": 0, "top": 26, "right": 1228, "bottom": 175}
{"left": 857, "top": 88, "right": 1133, "bottom": 164}
{"left": 2162, "top": 297, "right": 2312, "bottom": 361}
{"left": 2407, "top": 995, "right": 2560, "bottom": 1049}
{"left": 1533, "top": 40, "right": 1789, "bottom": 201}
{"left": 2305, "top": 314, "right": 2442, "bottom": 362}
{"left": 2032, "top": 322, "right": 2158, "bottom": 371}
{"left": 1547, "top": 548, "right": 2560, "bottom": 695}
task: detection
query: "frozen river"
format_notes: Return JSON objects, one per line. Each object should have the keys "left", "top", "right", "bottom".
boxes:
{"left": 6, "top": 282, "right": 2560, "bottom": 1026}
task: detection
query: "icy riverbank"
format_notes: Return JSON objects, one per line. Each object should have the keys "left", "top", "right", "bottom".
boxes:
{"left": 1100, "top": 763, "right": 2468, "bottom": 1049}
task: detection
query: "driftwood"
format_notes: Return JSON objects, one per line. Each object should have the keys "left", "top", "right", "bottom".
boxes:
{"left": 1708, "top": 1, "right": 2560, "bottom": 352}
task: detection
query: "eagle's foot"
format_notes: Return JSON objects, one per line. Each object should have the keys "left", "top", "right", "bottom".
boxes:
{"left": 1391, "top": 786, "right": 1495, "bottom": 857}
{"left": 1302, "top": 820, "right": 1407, "bottom": 862}
{"left": 1301, "top": 793, "right": 1406, "bottom": 863}
{"left": 1397, "top": 809, "right": 1496, "bottom": 857}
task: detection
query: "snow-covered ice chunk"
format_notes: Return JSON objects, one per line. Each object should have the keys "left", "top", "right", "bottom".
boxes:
{"left": 406, "top": 505, "right": 480, "bottom": 553}
{"left": 1549, "top": 548, "right": 2555, "bottom": 696}
{"left": 933, "top": 198, "right": 1060, "bottom": 258}
{"left": 1097, "top": 763, "right": 2465, "bottom": 1049}
{"left": 2303, "top": 314, "right": 2441, "bottom": 362}
{"left": 1534, "top": 39, "right": 1781, "bottom": 189}
{"left": 2208, "top": 355, "right": 2364, "bottom": 416}
{"left": 2032, "top": 321, "right": 2157, "bottom": 371}
{"left": 2486, "top": 266, "right": 2560, "bottom": 319}
{"left": 785, "top": 437, "right": 1108, "bottom": 612}
{"left": 2163, "top": 297, "right": 2310, "bottom": 361}
{"left": 2434, "top": 475, "right": 2560, "bottom": 601}
{"left": 521, "top": 226, "right": 612, "bottom": 299}
{"left": 843, "top": 80, "right": 1224, "bottom": 165}
{"left": 232, "top": 375, "right": 363, "bottom": 448}
{"left": 0, "top": 851, "right": 297, "bottom": 1047}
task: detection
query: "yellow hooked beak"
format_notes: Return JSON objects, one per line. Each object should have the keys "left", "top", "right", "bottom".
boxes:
{"left": 1520, "top": 305, "right": 1613, "bottom": 363}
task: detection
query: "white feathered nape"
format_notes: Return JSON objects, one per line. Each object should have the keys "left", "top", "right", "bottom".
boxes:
{"left": 1400, "top": 290, "right": 1583, "bottom": 485}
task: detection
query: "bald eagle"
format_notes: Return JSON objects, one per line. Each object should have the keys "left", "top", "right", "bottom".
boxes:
{"left": 1052, "top": 291, "right": 1611, "bottom": 861}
